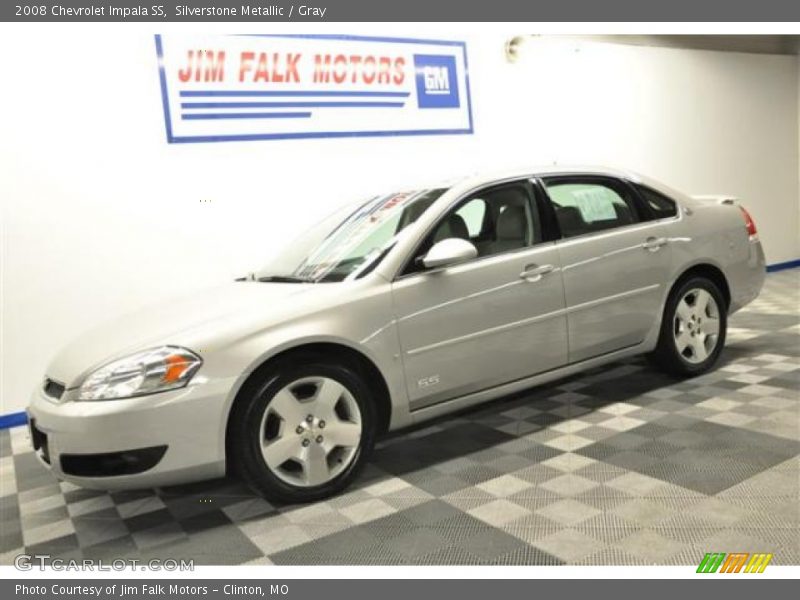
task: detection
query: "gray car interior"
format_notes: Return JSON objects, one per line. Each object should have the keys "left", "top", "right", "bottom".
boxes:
{"left": 429, "top": 186, "right": 537, "bottom": 258}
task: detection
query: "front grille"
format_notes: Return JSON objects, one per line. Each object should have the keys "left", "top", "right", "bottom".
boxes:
{"left": 43, "top": 378, "right": 65, "bottom": 400}
{"left": 60, "top": 445, "right": 167, "bottom": 477}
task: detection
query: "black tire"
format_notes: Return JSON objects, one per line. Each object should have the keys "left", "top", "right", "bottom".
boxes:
{"left": 228, "top": 359, "right": 376, "bottom": 503}
{"left": 649, "top": 276, "right": 728, "bottom": 377}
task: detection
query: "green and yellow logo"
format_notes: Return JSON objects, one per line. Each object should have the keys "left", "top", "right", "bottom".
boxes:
{"left": 697, "top": 552, "right": 773, "bottom": 573}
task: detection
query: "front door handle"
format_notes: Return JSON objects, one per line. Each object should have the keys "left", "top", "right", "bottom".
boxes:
{"left": 520, "top": 264, "right": 554, "bottom": 282}
{"left": 642, "top": 236, "right": 668, "bottom": 252}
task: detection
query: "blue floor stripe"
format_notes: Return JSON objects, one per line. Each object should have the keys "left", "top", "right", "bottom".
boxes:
{"left": 0, "top": 411, "right": 28, "bottom": 429}
{"left": 766, "top": 258, "right": 800, "bottom": 273}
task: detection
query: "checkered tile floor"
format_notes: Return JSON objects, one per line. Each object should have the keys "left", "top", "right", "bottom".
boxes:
{"left": 2, "top": 271, "right": 798, "bottom": 566}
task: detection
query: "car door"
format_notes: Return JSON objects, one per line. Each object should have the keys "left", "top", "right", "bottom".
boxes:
{"left": 540, "top": 175, "right": 673, "bottom": 363}
{"left": 391, "top": 180, "right": 568, "bottom": 411}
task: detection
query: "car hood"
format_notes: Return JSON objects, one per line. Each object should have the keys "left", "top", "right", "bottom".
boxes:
{"left": 46, "top": 282, "right": 319, "bottom": 388}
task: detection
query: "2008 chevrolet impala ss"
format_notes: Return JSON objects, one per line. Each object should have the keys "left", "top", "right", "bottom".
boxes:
{"left": 28, "top": 167, "right": 766, "bottom": 502}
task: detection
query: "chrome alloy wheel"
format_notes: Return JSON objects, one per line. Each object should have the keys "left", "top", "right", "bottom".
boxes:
{"left": 673, "top": 288, "right": 721, "bottom": 364}
{"left": 259, "top": 376, "right": 362, "bottom": 487}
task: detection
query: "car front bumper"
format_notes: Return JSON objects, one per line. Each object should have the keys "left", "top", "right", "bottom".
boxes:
{"left": 27, "top": 377, "right": 234, "bottom": 490}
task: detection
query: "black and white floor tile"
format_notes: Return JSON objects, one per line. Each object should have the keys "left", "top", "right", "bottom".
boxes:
{"left": 1, "top": 270, "right": 798, "bottom": 566}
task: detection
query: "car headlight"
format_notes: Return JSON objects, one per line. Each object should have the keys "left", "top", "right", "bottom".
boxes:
{"left": 77, "top": 346, "right": 203, "bottom": 401}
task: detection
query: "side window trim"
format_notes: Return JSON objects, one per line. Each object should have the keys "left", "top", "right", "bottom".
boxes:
{"left": 396, "top": 179, "right": 542, "bottom": 278}
{"left": 631, "top": 182, "right": 680, "bottom": 221}
{"left": 620, "top": 179, "right": 657, "bottom": 221}
{"left": 530, "top": 178, "right": 562, "bottom": 242}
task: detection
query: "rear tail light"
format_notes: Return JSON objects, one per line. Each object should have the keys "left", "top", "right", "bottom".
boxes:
{"left": 739, "top": 206, "right": 758, "bottom": 240}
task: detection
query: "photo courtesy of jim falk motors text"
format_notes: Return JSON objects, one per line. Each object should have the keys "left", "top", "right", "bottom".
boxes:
{"left": 14, "top": 583, "right": 287, "bottom": 597}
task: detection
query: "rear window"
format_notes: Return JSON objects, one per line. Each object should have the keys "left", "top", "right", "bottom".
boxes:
{"left": 637, "top": 185, "right": 678, "bottom": 219}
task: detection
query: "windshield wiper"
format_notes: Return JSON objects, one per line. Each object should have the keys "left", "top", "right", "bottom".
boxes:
{"left": 257, "top": 275, "right": 315, "bottom": 283}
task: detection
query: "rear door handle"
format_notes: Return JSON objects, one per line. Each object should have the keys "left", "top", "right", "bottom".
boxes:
{"left": 520, "top": 263, "right": 554, "bottom": 282}
{"left": 642, "top": 236, "right": 668, "bottom": 251}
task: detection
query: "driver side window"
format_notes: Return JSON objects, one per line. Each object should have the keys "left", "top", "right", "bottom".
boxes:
{"left": 406, "top": 183, "right": 538, "bottom": 274}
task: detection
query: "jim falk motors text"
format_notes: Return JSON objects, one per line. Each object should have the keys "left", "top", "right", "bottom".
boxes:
{"left": 177, "top": 48, "right": 407, "bottom": 85}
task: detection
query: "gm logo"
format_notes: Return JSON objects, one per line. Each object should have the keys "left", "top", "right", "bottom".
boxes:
{"left": 413, "top": 54, "right": 460, "bottom": 109}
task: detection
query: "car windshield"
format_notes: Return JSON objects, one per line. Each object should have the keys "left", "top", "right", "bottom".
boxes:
{"left": 255, "top": 188, "right": 447, "bottom": 283}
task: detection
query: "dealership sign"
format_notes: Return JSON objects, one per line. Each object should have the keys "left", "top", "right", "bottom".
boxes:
{"left": 155, "top": 34, "right": 473, "bottom": 143}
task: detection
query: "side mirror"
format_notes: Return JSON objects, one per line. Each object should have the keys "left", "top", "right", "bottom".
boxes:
{"left": 421, "top": 238, "right": 478, "bottom": 269}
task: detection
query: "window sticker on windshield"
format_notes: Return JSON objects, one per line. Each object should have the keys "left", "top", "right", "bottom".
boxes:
{"left": 301, "top": 193, "right": 412, "bottom": 280}
{"left": 378, "top": 193, "right": 411, "bottom": 213}
{"left": 572, "top": 188, "right": 618, "bottom": 222}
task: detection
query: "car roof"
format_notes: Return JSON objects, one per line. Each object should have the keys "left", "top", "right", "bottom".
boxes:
{"left": 450, "top": 165, "right": 643, "bottom": 190}
{"left": 428, "top": 165, "right": 694, "bottom": 205}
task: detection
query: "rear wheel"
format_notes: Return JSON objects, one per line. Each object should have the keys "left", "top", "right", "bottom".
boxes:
{"left": 649, "top": 277, "right": 727, "bottom": 377}
{"left": 229, "top": 361, "right": 376, "bottom": 503}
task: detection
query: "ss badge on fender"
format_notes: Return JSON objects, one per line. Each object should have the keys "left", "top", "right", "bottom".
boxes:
{"left": 417, "top": 375, "right": 441, "bottom": 389}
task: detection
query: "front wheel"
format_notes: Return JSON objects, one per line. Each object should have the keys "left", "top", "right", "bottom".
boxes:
{"left": 649, "top": 277, "right": 728, "bottom": 377}
{"left": 229, "top": 361, "right": 376, "bottom": 503}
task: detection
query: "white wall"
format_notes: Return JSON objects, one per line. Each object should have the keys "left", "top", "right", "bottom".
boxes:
{"left": 2, "top": 29, "right": 798, "bottom": 414}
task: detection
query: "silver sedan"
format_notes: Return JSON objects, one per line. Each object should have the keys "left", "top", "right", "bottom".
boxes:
{"left": 28, "top": 167, "right": 766, "bottom": 502}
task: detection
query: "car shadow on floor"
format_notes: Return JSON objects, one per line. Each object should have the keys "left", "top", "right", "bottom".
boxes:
{"left": 12, "top": 342, "right": 761, "bottom": 517}
{"left": 159, "top": 352, "right": 715, "bottom": 502}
